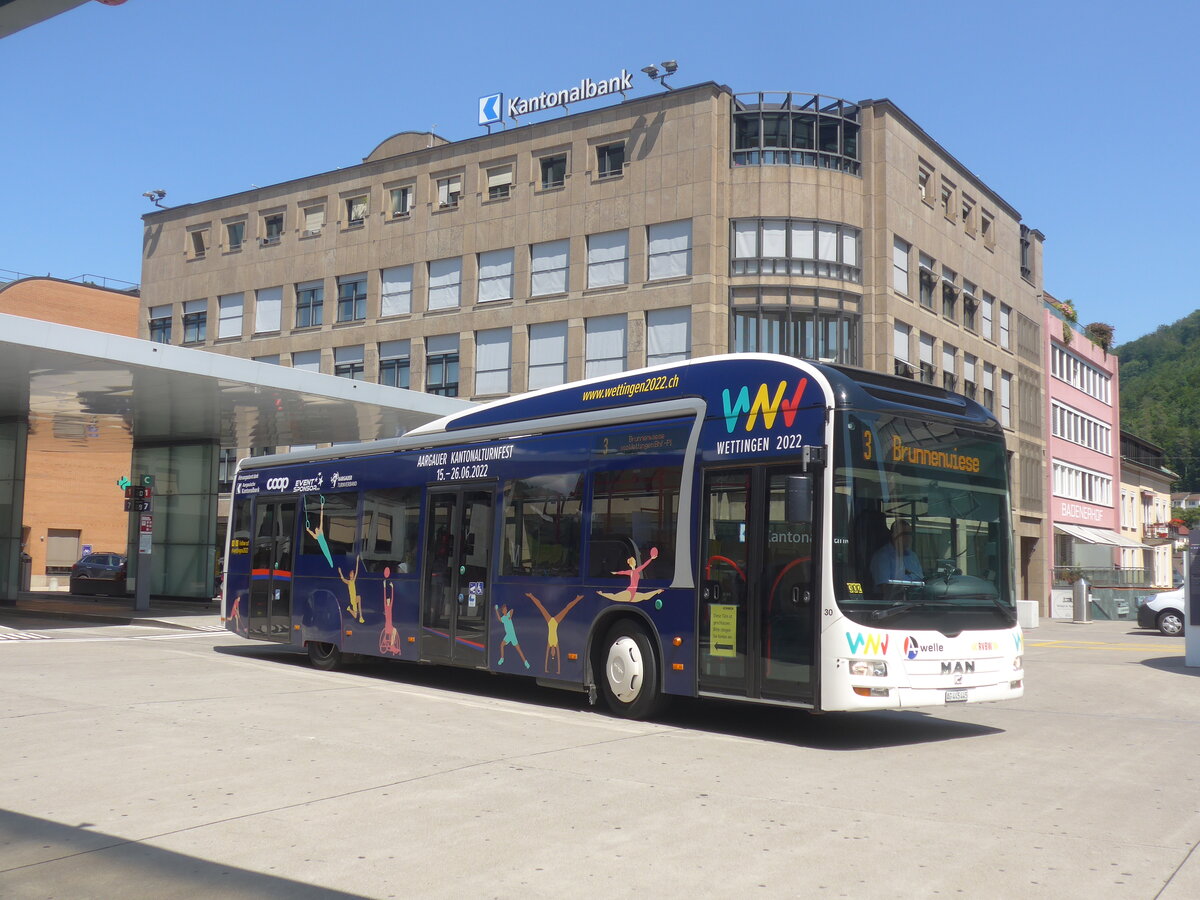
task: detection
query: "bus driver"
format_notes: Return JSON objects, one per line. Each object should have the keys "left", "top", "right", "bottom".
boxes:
{"left": 870, "top": 520, "right": 924, "bottom": 587}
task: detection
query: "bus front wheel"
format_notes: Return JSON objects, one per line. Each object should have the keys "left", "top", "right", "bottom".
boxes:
{"left": 599, "top": 621, "right": 666, "bottom": 720}
{"left": 307, "top": 641, "right": 343, "bottom": 671}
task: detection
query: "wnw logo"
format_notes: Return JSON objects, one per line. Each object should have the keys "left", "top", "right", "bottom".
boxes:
{"left": 845, "top": 632, "right": 889, "bottom": 655}
{"left": 722, "top": 379, "right": 808, "bottom": 433}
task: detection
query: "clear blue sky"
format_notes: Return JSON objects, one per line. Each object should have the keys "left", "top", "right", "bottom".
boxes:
{"left": 2, "top": 0, "right": 1196, "bottom": 345}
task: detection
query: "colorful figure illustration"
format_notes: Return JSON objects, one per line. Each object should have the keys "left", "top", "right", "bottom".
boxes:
{"left": 526, "top": 593, "right": 583, "bottom": 674}
{"left": 597, "top": 546, "right": 664, "bottom": 608}
{"left": 338, "top": 555, "right": 364, "bottom": 623}
{"left": 304, "top": 495, "right": 335, "bottom": 568}
{"left": 227, "top": 595, "right": 243, "bottom": 632}
{"left": 379, "top": 567, "right": 401, "bottom": 655}
{"left": 494, "top": 604, "right": 530, "bottom": 669}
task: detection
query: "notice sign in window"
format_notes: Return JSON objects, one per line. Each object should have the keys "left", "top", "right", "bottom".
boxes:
{"left": 709, "top": 604, "right": 738, "bottom": 657}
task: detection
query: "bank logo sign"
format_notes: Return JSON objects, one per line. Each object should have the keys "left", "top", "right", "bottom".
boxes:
{"left": 479, "top": 68, "right": 634, "bottom": 126}
{"left": 478, "top": 92, "right": 503, "bottom": 126}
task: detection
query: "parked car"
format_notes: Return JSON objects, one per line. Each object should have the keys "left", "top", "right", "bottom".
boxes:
{"left": 1136, "top": 587, "right": 1186, "bottom": 636}
{"left": 68, "top": 552, "right": 127, "bottom": 596}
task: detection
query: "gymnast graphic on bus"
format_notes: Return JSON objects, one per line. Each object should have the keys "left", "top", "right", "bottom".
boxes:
{"left": 597, "top": 546, "right": 664, "bottom": 608}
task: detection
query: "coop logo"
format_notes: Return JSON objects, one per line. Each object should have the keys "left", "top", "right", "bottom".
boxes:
{"left": 478, "top": 92, "right": 502, "bottom": 126}
{"left": 845, "top": 631, "right": 889, "bottom": 655}
{"left": 904, "top": 636, "right": 945, "bottom": 659}
{"left": 292, "top": 474, "right": 324, "bottom": 493}
{"left": 264, "top": 477, "right": 290, "bottom": 492}
{"left": 329, "top": 472, "right": 357, "bottom": 489}
{"left": 722, "top": 379, "right": 809, "bottom": 433}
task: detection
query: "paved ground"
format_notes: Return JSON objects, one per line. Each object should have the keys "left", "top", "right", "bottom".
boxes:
{"left": 0, "top": 599, "right": 1197, "bottom": 898}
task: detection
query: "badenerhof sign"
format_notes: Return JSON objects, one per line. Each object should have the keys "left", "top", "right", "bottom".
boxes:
{"left": 478, "top": 68, "right": 634, "bottom": 126}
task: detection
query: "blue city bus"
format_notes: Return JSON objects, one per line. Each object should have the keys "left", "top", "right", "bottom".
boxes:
{"left": 223, "top": 354, "right": 1023, "bottom": 717}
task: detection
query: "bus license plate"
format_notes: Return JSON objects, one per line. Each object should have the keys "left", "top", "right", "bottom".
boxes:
{"left": 945, "top": 689, "right": 968, "bottom": 703}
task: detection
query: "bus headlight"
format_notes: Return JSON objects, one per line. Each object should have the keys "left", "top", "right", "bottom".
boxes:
{"left": 849, "top": 660, "right": 888, "bottom": 677}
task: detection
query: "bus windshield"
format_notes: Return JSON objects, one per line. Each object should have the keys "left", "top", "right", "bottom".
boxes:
{"left": 832, "top": 411, "right": 1015, "bottom": 631}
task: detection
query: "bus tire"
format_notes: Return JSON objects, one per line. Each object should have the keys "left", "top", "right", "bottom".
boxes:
{"left": 307, "top": 641, "right": 343, "bottom": 670}
{"left": 599, "top": 620, "right": 666, "bottom": 720}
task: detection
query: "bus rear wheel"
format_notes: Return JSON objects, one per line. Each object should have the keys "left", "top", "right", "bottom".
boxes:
{"left": 307, "top": 641, "right": 343, "bottom": 670}
{"left": 599, "top": 620, "right": 666, "bottom": 720}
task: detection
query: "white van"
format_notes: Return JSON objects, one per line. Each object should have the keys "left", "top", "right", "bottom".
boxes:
{"left": 1136, "top": 587, "right": 1186, "bottom": 636}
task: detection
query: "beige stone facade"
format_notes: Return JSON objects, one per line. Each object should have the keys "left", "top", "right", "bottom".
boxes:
{"left": 139, "top": 80, "right": 1050, "bottom": 607}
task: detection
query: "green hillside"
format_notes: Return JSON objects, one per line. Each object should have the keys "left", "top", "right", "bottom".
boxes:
{"left": 1117, "top": 309, "right": 1200, "bottom": 492}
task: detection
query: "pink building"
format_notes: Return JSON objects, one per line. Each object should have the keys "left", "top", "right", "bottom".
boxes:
{"left": 1044, "top": 298, "right": 1136, "bottom": 597}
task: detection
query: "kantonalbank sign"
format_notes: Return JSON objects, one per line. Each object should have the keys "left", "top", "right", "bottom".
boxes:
{"left": 478, "top": 68, "right": 635, "bottom": 126}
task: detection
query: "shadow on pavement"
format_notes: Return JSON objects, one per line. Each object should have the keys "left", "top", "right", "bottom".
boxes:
{"left": 213, "top": 644, "right": 1003, "bottom": 750}
{"left": 0, "top": 809, "right": 364, "bottom": 898}
{"left": 1141, "top": 655, "right": 1200, "bottom": 677}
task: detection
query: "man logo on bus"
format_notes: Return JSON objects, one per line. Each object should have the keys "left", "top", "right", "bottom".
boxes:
{"left": 722, "top": 379, "right": 808, "bottom": 434}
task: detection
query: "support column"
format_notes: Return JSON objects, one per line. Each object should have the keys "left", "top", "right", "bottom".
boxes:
{"left": 0, "top": 416, "right": 29, "bottom": 603}
{"left": 128, "top": 441, "right": 219, "bottom": 601}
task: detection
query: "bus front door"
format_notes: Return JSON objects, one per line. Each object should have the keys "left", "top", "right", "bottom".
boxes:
{"left": 698, "top": 467, "right": 816, "bottom": 704}
{"left": 420, "top": 487, "right": 492, "bottom": 668}
{"left": 248, "top": 498, "right": 297, "bottom": 642}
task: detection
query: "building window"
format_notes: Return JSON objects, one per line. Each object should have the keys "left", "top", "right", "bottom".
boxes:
{"left": 218, "top": 448, "right": 238, "bottom": 493}
{"left": 436, "top": 175, "right": 462, "bottom": 209}
{"left": 428, "top": 257, "right": 462, "bottom": 310}
{"left": 337, "top": 274, "right": 367, "bottom": 322}
{"left": 942, "top": 344, "right": 957, "bottom": 392}
{"left": 981, "top": 211, "right": 995, "bottom": 249}
{"left": 893, "top": 321, "right": 913, "bottom": 377}
{"left": 918, "top": 161, "right": 933, "bottom": 203}
{"left": 1020, "top": 224, "right": 1033, "bottom": 280}
{"left": 962, "top": 280, "right": 978, "bottom": 331}
{"left": 531, "top": 239, "right": 569, "bottom": 296}
{"left": 892, "top": 237, "right": 910, "bottom": 295}
{"left": 149, "top": 305, "right": 171, "bottom": 344}
{"left": 982, "top": 363, "right": 995, "bottom": 411}
{"left": 731, "top": 218, "right": 861, "bottom": 283}
{"left": 919, "top": 333, "right": 935, "bottom": 384}
{"left": 585, "top": 314, "right": 627, "bottom": 377}
{"left": 334, "top": 345, "right": 365, "bottom": 380}
{"left": 587, "top": 230, "right": 628, "bottom": 289}
{"left": 1052, "top": 460, "right": 1112, "bottom": 506}
{"left": 425, "top": 335, "right": 459, "bottom": 397}
{"left": 729, "top": 287, "right": 861, "bottom": 366}
{"left": 254, "top": 286, "right": 282, "bottom": 334}
{"left": 486, "top": 165, "right": 513, "bottom": 200}
{"left": 940, "top": 178, "right": 956, "bottom": 220}
{"left": 182, "top": 299, "right": 206, "bottom": 343}
{"left": 217, "top": 293, "right": 243, "bottom": 340}
{"left": 188, "top": 229, "right": 208, "bottom": 259}
{"left": 226, "top": 221, "right": 245, "bottom": 252}
{"left": 1052, "top": 401, "right": 1112, "bottom": 454}
{"left": 292, "top": 349, "right": 320, "bottom": 372}
{"left": 528, "top": 321, "right": 568, "bottom": 389}
{"left": 981, "top": 292, "right": 995, "bottom": 341}
{"left": 1000, "top": 372, "right": 1013, "bottom": 427}
{"left": 1050, "top": 345, "right": 1112, "bottom": 403}
{"left": 389, "top": 186, "right": 413, "bottom": 218}
{"left": 918, "top": 254, "right": 936, "bottom": 309}
{"left": 540, "top": 154, "right": 566, "bottom": 189}
{"left": 962, "top": 195, "right": 976, "bottom": 236}
{"left": 262, "top": 213, "right": 284, "bottom": 245}
{"left": 302, "top": 204, "right": 325, "bottom": 236}
{"left": 378, "top": 339, "right": 410, "bottom": 388}
{"left": 646, "top": 307, "right": 691, "bottom": 366}
{"left": 999, "top": 303, "right": 1012, "bottom": 350}
{"left": 731, "top": 92, "right": 861, "bottom": 174}
{"left": 478, "top": 248, "right": 514, "bottom": 303}
{"left": 962, "top": 354, "right": 977, "bottom": 400}
{"left": 344, "top": 195, "right": 368, "bottom": 227}
{"left": 295, "top": 280, "right": 324, "bottom": 328}
{"left": 596, "top": 142, "right": 625, "bottom": 178}
{"left": 380, "top": 265, "right": 412, "bottom": 317}
{"left": 941, "top": 267, "right": 958, "bottom": 320}
{"left": 476, "top": 328, "right": 512, "bottom": 396}
{"left": 647, "top": 220, "right": 692, "bottom": 281}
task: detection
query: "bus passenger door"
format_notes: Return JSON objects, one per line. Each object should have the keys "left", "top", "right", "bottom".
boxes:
{"left": 698, "top": 468, "right": 816, "bottom": 704}
{"left": 420, "top": 487, "right": 492, "bottom": 668}
{"left": 248, "top": 499, "right": 297, "bottom": 642}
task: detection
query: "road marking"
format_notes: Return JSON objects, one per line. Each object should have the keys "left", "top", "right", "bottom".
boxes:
{"left": 1029, "top": 639, "right": 1179, "bottom": 652}
{"left": 0, "top": 630, "right": 52, "bottom": 641}
{"left": 0, "top": 632, "right": 224, "bottom": 645}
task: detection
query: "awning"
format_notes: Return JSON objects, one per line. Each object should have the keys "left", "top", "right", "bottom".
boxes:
{"left": 1054, "top": 523, "right": 1149, "bottom": 549}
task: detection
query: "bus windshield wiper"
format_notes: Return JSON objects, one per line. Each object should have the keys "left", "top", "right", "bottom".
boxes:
{"left": 870, "top": 599, "right": 953, "bottom": 621}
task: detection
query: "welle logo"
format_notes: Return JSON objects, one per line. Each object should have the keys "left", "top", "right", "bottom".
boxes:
{"left": 721, "top": 378, "right": 808, "bottom": 433}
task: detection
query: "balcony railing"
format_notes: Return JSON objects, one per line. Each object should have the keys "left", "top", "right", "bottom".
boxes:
{"left": 1053, "top": 566, "right": 1150, "bottom": 589}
